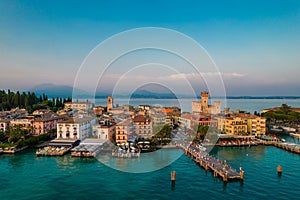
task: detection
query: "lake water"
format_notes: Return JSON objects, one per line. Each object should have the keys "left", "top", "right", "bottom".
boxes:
{"left": 1, "top": 98, "right": 300, "bottom": 200}
{"left": 1, "top": 146, "right": 300, "bottom": 200}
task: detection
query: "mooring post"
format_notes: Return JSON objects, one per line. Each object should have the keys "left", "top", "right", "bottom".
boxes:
{"left": 277, "top": 165, "right": 282, "bottom": 175}
{"left": 240, "top": 170, "right": 245, "bottom": 180}
{"left": 171, "top": 171, "right": 176, "bottom": 182}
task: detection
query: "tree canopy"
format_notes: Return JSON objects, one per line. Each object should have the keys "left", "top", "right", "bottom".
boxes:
{"left": 0, "top": 90, "right": 71, "bottom": 113}
{"left": 262, "top": 104, "right": 300, "bottom": 121}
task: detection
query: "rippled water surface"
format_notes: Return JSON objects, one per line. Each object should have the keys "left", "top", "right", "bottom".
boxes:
{"left": 1, "top": 146, "right": 300, "bottom": 200}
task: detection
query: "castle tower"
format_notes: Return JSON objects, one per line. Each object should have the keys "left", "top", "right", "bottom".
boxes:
{"left": 107, "top": 96, "right": 113, "bottom": 112}
{"left": 201, "top": 92, "right": 209, "bottom": 112}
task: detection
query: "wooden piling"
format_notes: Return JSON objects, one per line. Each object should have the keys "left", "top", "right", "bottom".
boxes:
{"left": 277, "top": 165, "right": 282, "bottom": 174}
{"left": 240, "top": 170, "right": 244, "bottom": 180}
{"left": 171, "top": 171, "right": 176, "bottom": 182}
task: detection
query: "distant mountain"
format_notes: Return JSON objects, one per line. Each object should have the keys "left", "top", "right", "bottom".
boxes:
{"left": 30, "top": 83, "right": 74, "bottom": 98}
{"left": 130, "top": 89, "right": 178, "bottom": 99}
{"left": 30, "top": 84, "right": 300, "bottom": 99}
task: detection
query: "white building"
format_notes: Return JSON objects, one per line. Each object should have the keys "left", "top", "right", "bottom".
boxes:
{"left": 178, "top": 115, "right": 191, "bottom": 130}
{"left": 57, "top": 116, "right": 96, "bottom": 140}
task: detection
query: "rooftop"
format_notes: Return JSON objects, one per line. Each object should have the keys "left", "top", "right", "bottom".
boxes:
{"left": 58, "top": 116, "right": 95, "bottom": 124}
{"left": 132, "top": 115, "right": 151, "bottom": 123}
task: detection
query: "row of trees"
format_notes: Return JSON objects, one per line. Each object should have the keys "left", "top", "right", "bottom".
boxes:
{"left": 0, "top": 90, "right": 71, "bottom": 113}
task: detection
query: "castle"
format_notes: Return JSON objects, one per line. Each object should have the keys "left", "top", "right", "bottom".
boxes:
{"left": 192, "top": 91, "right": 221, "bottom": 115}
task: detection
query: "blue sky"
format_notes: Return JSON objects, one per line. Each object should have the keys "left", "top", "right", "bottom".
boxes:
{"left": 0, "top": 0, "right": 300, "bottom": 96}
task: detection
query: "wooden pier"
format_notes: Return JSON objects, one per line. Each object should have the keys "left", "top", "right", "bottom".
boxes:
{"left": 273, "top": 142, "right": 300, "bottom": 154}
{"left": 178, "top": 143, "right": 244, "bottom": 182}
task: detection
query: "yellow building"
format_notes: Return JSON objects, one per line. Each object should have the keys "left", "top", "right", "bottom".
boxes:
{"left": 247, "top": 117, "right": 266, "bottom": 136}
{"left": 224, "top": 117, "right": 247, "bottom": 136}
{"left": 115, "top": 119, "right": 131, "bottom": 144}
{"left": 218, "top": 114, "right": 266, "bottom": 136}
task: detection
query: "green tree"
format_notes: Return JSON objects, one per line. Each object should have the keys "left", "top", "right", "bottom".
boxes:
{"left": 280, "top": 104, "right": 291, "bottom": 115}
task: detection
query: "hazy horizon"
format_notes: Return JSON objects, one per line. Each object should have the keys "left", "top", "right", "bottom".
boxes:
{"left": 1, "top": 1, "right": 300, "bottom": 96}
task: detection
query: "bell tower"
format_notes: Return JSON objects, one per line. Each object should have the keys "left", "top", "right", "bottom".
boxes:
{"left": 107, "top": 96, "right": 113, "bottom": 112}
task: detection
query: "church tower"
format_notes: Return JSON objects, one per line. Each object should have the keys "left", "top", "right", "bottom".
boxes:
{"left": 107, "top": 96, "right": 113, "bottom": 112}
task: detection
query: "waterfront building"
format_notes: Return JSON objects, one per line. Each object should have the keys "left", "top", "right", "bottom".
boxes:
{"left": 192, "top": 91, "right": 221, "bottom": 115}
{"left": 115, "top": 119, "right": 132, "bottom": 144}
{"left": 57, "top": 116, "right": 96, "bottom": 140}
{"left": 216, "top": 110, "right": 267, "bottom": 136}
{"left": 132, "top": 115, "right": 153, "bottom": 139}
{"left": 32, "top": 115, "right": 63, "bottom": 135}
{"left": 224, "top": 117, "right": 248, "bottom": 135}
{"left": 247, "top": 116, "right": 266, "bottom": 136}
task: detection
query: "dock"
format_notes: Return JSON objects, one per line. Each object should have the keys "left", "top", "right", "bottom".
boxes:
{"left": 2, "top": 146, "right": 28, "bottom": 154}
{"left": 177, "top": 143, "right": 244, "bottom": 182}
{"left": 71, "top": 139, "right": 106, "bottom": 158}
{"left": 36, "top": 139, "right": 79, "bottom": 156}
{"left": 71, "top": 144, "right": 101, "bottom": 157}
{"left": 290, "top": 133, "right": 300, "bottom": 139}
{"left": 36, "top": 146, "right": 71, "bottom": 156}
{"left": 273, "top": 142, "right": 300, "bottom": 154}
